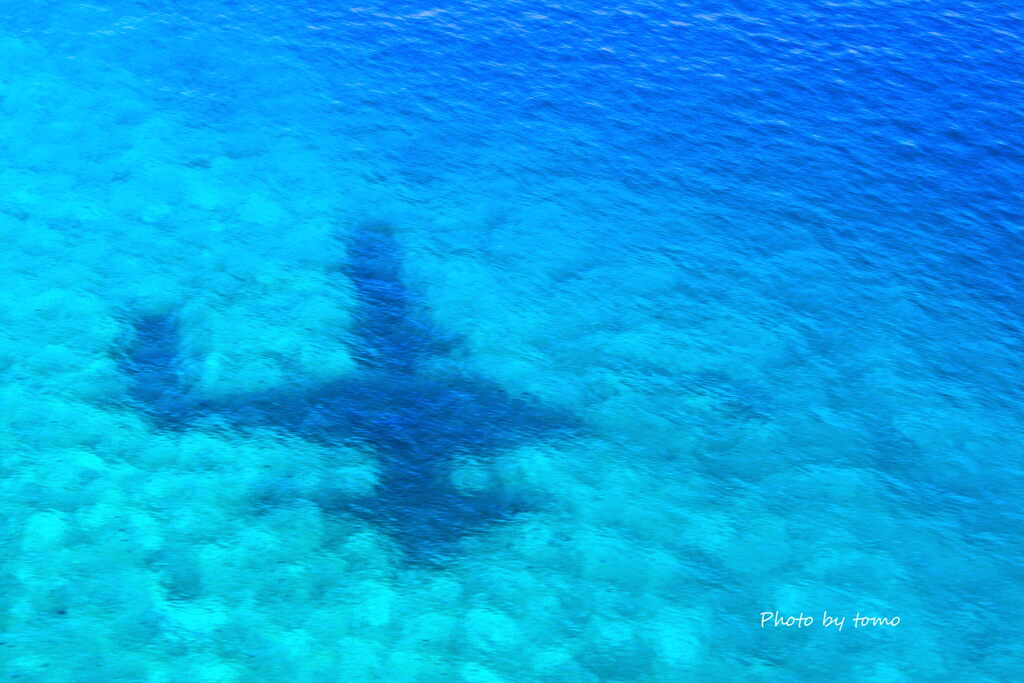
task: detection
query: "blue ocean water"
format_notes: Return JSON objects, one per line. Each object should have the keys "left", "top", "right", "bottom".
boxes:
{"left": 1, "top": 0, "right": 1021, "bottom": 680}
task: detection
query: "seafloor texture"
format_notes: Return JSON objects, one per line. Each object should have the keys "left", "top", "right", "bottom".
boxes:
{"left": 1, "top": 1, "right": 1022, "bottom": 681}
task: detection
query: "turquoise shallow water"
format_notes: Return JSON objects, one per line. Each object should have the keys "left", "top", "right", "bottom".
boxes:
{"left": 1, "top": 0, "right": 1022, "bottom": 681}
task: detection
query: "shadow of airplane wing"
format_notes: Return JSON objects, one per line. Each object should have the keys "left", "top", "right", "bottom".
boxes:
{"left": 341, "top": 220, "right": 455, "bottom": 374}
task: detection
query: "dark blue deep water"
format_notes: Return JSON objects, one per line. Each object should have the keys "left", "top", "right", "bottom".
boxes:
{"left": 1, "top": 1, "right": 1021, "bottom": 680}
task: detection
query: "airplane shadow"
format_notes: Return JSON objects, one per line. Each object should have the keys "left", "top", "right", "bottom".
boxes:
{"left": 114, "top": 222, "right": 580, "bottom": 563}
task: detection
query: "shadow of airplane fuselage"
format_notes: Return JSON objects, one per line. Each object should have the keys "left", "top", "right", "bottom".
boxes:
{"left": 118, "top": 223, "right": 577, "bottom": 562}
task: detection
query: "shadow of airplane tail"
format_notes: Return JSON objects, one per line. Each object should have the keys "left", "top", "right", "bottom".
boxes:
{"left": 113, "top": 223, "right": 580, "bottom": 563}
{"left": 115, "top": 312, "right": 204, "bottom": 428}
